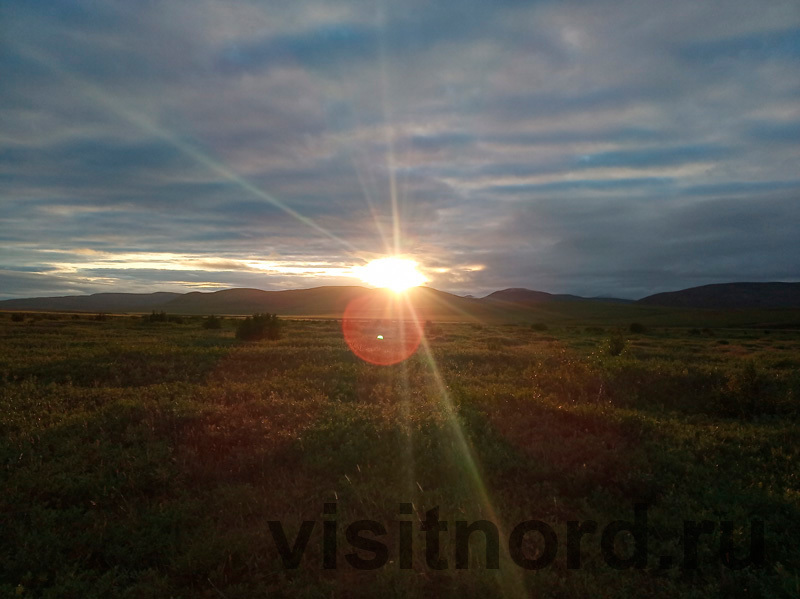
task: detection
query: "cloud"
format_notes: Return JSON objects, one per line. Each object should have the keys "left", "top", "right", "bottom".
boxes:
{"left": 219, "top": 23, "right": 380, "bottom": 74}
{"left": 1, "top": 0, "right": 799, "bottom": 299}
{"left": 574, "top": 145, "right": 733, "bottom": 169}
{"left": 679, "top": 27, "right": 800, "bottom": 63}
{"left": 745, "top": 119, "right": 800, "bottom": 145}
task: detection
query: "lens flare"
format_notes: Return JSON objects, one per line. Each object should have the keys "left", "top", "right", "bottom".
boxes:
{"left": 342, "top": 293, "right": 423, "bottom": 365}
{"left": 354, "top": 257, "right": 426, "bottom": 293}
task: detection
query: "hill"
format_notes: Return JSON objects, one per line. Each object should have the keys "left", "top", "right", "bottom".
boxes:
{"left": 484, "top": 288, "right": 632, "bottom": 304}
{"left": 638, "top": 282, "right": 800, "bottom": 309}
{"left": 3, "top": 283, "right": 800, "bottom": 327}
{"left": 158, "top": 286, "right": 496, "bottom": 321}
{"left": 160, "top": 286, "right": 367, "bottom": 316}
{"left": 483, "top": 288, "right": 586, "bottom": 303}
{"left": 0, "top": 292, "right": 180, "bottom": 313}
{"left": 0, "top": 286, "right": 499, "bottom": 322}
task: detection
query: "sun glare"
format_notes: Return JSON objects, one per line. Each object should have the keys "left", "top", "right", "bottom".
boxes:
{"left": 355, "top": 257, "right": 427, "bottom": 292}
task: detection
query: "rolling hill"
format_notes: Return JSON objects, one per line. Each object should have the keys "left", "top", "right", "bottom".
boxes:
{"left": 638, "top": 282, "right": 800, "bottom": 309}
{"left": 482, "top": 288, "right": 587, "bottom": 303}
{"left": 0, "top": 292, "right": 181, "bottom": 313}
{"left": 158, "top": 286, "right": 498, "bottom": 321}
{"left": 0, "top": 286, "right": 499, "bottom": 322}
{"left": 160, "top": 287, "right": 367, "bottom": 316}
{"left": 2, "top": 282, "right": 800, "bottom": 326}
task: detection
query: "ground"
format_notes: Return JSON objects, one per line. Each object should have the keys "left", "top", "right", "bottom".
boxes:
{"left": 1, "top": 313, "right": 798, "bottom": 598}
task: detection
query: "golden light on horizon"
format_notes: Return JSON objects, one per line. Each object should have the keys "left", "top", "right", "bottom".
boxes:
{"left": 354, "top": 257, "right": 427, "bottom": 292}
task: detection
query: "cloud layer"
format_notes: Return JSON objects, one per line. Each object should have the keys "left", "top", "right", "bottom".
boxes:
{"left": 1, "top": 0, "right": 799, "bottom": 299}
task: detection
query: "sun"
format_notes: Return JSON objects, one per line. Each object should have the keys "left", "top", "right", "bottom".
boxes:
{"left": 355, "top": 257, "right": 427, "bottom": 293}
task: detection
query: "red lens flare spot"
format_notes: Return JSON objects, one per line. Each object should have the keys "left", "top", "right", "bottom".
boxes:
{"left": 342, "top": 293, "right": 423, "bottom": 365}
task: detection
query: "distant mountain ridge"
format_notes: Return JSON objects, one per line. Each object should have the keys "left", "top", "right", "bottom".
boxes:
{"left": 0, "top": 292, "right": 181, "bottom": 312}
{"left": 483, "top": 288, "right": 587, "bottom": 303}
{"left": 0, "top": 286, "right": 495, "bottom": 321}
{"left": 160, "top": 287, "right": 367, "bottom": 315}
{"left": 1, "top": 281, "right": 798, "bottom": 316}
{"left": 637, "top": 282, "right": 800, "bottom": 309}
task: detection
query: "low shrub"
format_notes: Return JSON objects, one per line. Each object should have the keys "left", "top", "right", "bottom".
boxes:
{"left": 629, "top": 322, "right": 646, "bottom": 334}
{"left": 203, "top": 315, "right": 223, "bottom": 330}
{"left": 143, "top": 311, "right": 185, "bottom": 324}
{"left": 719, "top": 361, "right": 771, "bottom": 417}
{"left": 424, "top": 320, "right": 443, "bottom": 337}
{"left": 236, "top": 313, "right": 282, "bottom": 341}
{"left": 604, "top": 333, "right": 627, "bottom": 356}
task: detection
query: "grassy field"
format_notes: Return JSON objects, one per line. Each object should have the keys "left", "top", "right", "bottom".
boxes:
{"left": 1, "top": 312, "right": 799, "bottom": 597}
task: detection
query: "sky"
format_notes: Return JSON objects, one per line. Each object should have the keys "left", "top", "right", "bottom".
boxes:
{"left": 1, "top": 0, "right": 799, "bottom": 300}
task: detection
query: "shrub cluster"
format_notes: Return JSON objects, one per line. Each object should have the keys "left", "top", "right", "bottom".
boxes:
{"left": 604, "top": 333, "right": 627, "bottom": 356}
{"left": 689, "top": 327, "right": 715, "bottom": 337}
{"left": 202, "top": 315, "right": 223, "bottom": 329}
{"left": 145, "top": 310, "right": 168, "bottom": 323}
{"left": 144, "top": 311, "right": 185, "bottom": 324}
{"left": 424, "top": 319, "right": 443, "bottom": 336}
{"left": 236, "top": 313, "right": 282, "bottom": 341}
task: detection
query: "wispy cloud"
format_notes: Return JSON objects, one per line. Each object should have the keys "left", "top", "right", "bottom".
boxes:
{"left": 1, "top": 0, "right": 799, "bottom": 299}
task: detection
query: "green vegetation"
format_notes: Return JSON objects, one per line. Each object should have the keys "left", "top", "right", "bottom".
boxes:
{"left": 424, "top": 319, "right": 443, "bottom": 337}
{"left": 629, "top": 322, "right": 646, "bottom": 334}
{"left": 0, "top": 314, "right": 798, "bottom": 597}
{"left": 143, "top": 310, "right": 186, "bottom": 324}
{"left": 604, "top": 332, "right": 627, "bottom": 356}
{"left": 235, "top": 313, "right": 282, "bottom": 341}
{"left": 202, "top": 315, "right": 223, "bottom": 330}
